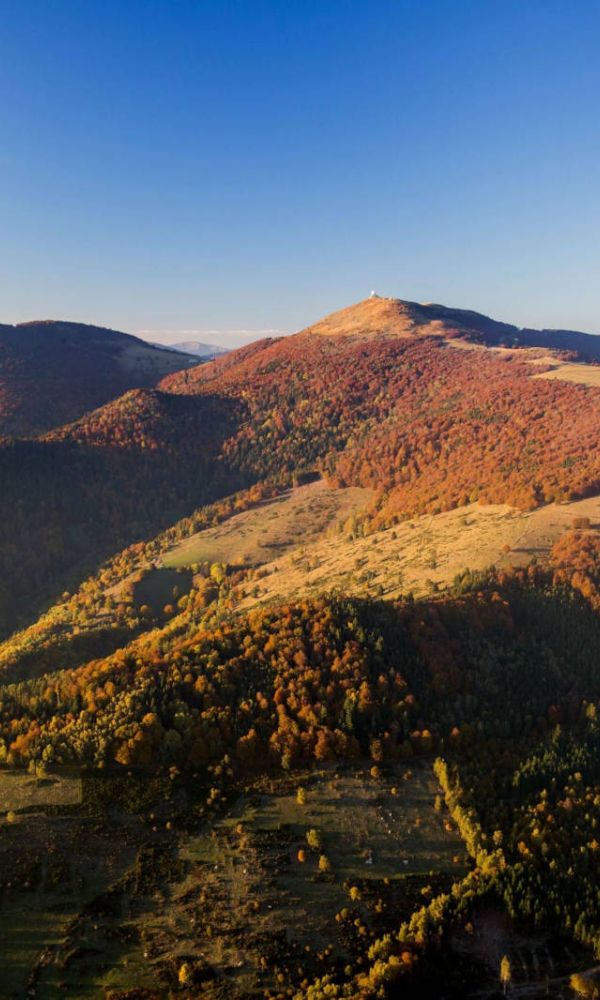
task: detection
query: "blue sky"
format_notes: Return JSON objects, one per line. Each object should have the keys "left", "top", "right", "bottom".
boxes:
{"left": 1, "top": 1, "right": 599, "bottom": 345}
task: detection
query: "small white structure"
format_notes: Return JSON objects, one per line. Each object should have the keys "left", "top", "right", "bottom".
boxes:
{"left": 369, "top": 289, "right": 379, "bottom": 298}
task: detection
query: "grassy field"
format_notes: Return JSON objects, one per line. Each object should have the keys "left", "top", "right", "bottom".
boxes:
{"left": 0, "top": 770, "right": 82, "bottom": 814}
{"left": 533, "top": 362, "right": 600, "bottom": 388}
{"left": 31, "top": 760, "right": 465, "bottom": 998}
{"left": 161, "top": 480, "right": 373, "bottom": 570}
{"left": 156, "top": 474, "right": 600, "bottom": 614}
{"left": 118, "top": 339, "right": 194, "bottom": 379}
{"left": 132, "top": 566, "right": 193, "bottom": 612}
{"left": 147, "top": 760, "right": 469, "bottom": 996}
{"left": 234, "top": 494, "right": 600, "bottom": 609}
{"left": 223, "top": 760, "right": 466, "bottom": 879}
{"left": 0, "top": 759, "right": 589, "bottom": 998}
{"left": 0, "top": 809, "right": 142, "bottom": 998}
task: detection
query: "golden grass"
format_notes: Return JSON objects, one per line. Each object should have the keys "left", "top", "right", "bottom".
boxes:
{"left": 303, "top": 297, "right": 448, "bottom": 339}
{"left": 161, "top": 476, "right": 600, "bottom": 610}
{"left": 446, "top": 341, "right": 600, "bottom": 387}
{"left": 0, "top": 770, "right": 82, "bottom": 814}
{"left": 532, "top": 363, "right": 600, "bottom": 388}
{"left": 235, "top": 494, "right": 600, "bottom": 609}
{"left": 162, "top": 480, "right": 374, "bottom": 569}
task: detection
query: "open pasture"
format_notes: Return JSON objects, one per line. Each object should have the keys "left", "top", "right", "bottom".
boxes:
{"left": 161, "top": 479, "right": 373, "bottom": 570}
{"left": 143, "top": 760, "right": 469, "bottom": 997}
{"left": 532, "top": 362, "right": 600, "bottom": 389}
{"left": 236, "top": 494, "right": 600, "bottom": 608}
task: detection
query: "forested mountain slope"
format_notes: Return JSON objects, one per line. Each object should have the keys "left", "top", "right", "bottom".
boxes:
{"left": 0, "top": 391, "right": 242, "bottom": 639}
{"left": 0, "top": 319, "right": 196, "bottom": 436}
{"left": 3, "top": 297, "right": 600, "bottom": 642}
{"left": 0, "top": 299, "right": 600, "bottom": 631}
{"left": 215, "top": 294, "right": 600, "bottom": 357}
{"left": 2, "top": 534, "right": 600, "bottom": 995}
{"left": 4, "top": 299, "right": 600, "bottom": 996}
{"left": 164, "top": 328, "right": 600, "bottom": 513}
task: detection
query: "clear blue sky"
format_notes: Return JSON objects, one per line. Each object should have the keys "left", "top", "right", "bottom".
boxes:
{"left": 1, "top": 0, "right": 599, "bottom": 344}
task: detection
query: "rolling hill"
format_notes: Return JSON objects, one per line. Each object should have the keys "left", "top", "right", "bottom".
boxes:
{"left": 162, "top": 302, "right": 600, "bottom": 515}
{"left": 4, "top": 296, "right": 600, "bottom": 996}
{"left": 0, "top": 319, "right": 196, "bottom": 436}
{"left": 295, "top": 294, "right": 600, "bottom": 358}
{"left": 0, "top": 388, "right": 243, "bottom": 638}
{"left": 3, "top": 296, "right": 600, "bottom": 640}
{"left": 3, "top": 529, "right": 600, "bottom": 996}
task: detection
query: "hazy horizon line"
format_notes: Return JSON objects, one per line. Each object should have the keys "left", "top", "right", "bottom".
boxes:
{"left": 137, "top": 327, "right": 291, "bottom": 348}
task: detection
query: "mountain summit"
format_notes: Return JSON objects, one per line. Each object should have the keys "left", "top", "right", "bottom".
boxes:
{"left": 300, "top": 296, "right": 517, "bottom": 340}
{"left": 300, "top": 295, "right": 600, "bottom": 358}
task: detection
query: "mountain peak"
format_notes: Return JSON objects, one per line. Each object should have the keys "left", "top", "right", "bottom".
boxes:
{"left": 300, "top": 296, "right": 512, "bottom": 341}
{"left": 299, "top": 296, "right": 600, "bottom": 359}
{"left": 300, "top": 296, "right": 427, "bottom": 339}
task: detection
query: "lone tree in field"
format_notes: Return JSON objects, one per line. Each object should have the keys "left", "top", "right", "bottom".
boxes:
{"left": 500, "top": 955, "right": 512, "bottom": 995}
{"left": 306, "top": 828, "right": 322, "bottom": 850}
{"left": 210, "top": 562, "right": 227, "bottom": 584}
{"left": 571, "top": 972, "right": 599, "bottom": 999}
{"left": 178, "top": 962, "right": 193, "bottom": 986}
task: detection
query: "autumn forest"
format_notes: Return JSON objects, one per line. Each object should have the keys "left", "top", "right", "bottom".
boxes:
{"left": 3, "top": 298, "right": 600, "bottom": 998}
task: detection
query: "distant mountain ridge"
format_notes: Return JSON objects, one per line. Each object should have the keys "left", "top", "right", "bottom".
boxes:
{"left": 0, "top": 319, "right": 196, "bottom": 436}
{"left": 169, "top": 340, "right": 229, "bottom": 357}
